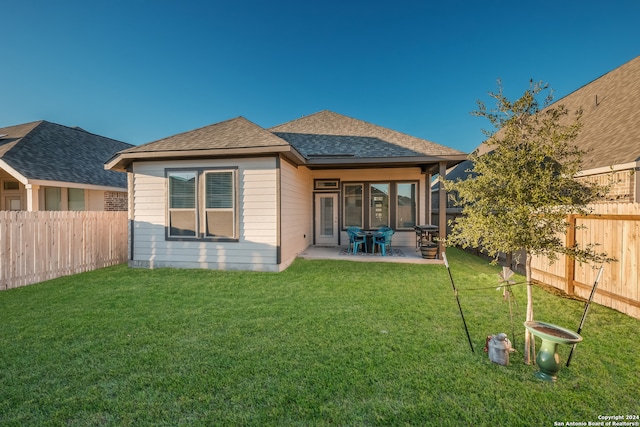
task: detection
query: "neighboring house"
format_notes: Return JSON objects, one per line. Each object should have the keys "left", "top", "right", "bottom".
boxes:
{"left": 556, "top": 55, "right": 640, "bottom": 202}
{"left": 434, "top": 56, "right": 640, "bottom": 319}
{"left": 106, "top": 110, "right": 467, "bottom": 272}
{"left": 0, "top": 121, "right": 133, "bottom": 211}
{"left": 440, "top": 54, "right": 640, "bottom": 209}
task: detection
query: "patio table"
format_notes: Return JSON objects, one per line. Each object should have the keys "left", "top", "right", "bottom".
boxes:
{"left": 356, "top": 231, "right": 375, "bottom": 254}
{"left": 354, "top": 230, "right": 382, "bottom": 254}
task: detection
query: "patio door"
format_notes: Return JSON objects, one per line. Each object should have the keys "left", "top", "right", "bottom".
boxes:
{"left": 4, "top": 195, "right": 22, "bottom": 211}
{"left": 314, "top": 193, "right": 338, "bottom": 246}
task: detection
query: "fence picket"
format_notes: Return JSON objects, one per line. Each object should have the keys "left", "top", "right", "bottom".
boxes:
{"left": 0, "top": 211, "right": 128, "bottom": 290}
{"left": 531, "top": 203, "right": 640, "bottom": 319}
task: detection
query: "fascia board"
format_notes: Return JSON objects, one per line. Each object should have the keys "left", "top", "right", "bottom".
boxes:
{"left": 0, "top": 159, "right": 29, "bottom": 185}
{"left": 576, "top": 161, "right": 639, "bottom": 177}
{"left": 28, "top": 179, "right": 126, "bottom": 192}
{"left": 105, "top": 145, "right": 305, "bottom": 172}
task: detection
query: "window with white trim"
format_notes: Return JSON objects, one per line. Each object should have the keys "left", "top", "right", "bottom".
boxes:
{"left": 168, "top": 171, "right": 197, "bottom": 237}
{"left": 167, "top": 168, "right": 237, "bottom": 240}
{"left": 204, "top": 171, "right": 235, "bottom": 238}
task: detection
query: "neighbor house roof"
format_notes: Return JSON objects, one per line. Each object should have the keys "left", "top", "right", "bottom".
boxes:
{"left": 106, "top": 111, "right": 467, "bottom": 172}
{"left": 475, "top": 55, "right": 640, "bottom": 171}
{"left": 0, "top": 120, "right": 133, "bottom": 189}
{"left": 555, "top": 55, "right": 640, "bottom": 170}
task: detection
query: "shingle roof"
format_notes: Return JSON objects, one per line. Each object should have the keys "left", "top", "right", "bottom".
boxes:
{"left": 271, "top": 133, "right": 427, "bottom": 158}
{"left": 270, "top": 110, "right": 466, "bottom": 158}
{"left": 106, "top": 111, "right": 467, "bottom": 171}
{"left": 476, "top": 55, "right": 640, "bottom": 170}
{"left": 555, "top": 55, "right": 640, "bottom": 169}
{"left": 122, "top": 116, "right": 290, "bottom": 153}
{"left": 0, "top": 120, "right": 133, "bottom": 188}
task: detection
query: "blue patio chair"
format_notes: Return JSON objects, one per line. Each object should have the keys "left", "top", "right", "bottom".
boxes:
{"left": 373, "top": 228, "right": 394, "bottom": 256}
{"left": 347, "top": 226, "right": 367, "bottom": 254}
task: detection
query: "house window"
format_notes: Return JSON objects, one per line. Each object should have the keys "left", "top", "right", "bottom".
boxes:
{"left": 6, "top": 196, "right": 21, "bottom": 210}
{"left": 68, "top": 188, "right": 85, "bottom": 211}
{"left": 3, "top": 181, "right": 20, "bottom": 191}
{"left": 370, "top": 183, "right": 389, "bottom": 228}
{"left": 167, "top": 168, "right": 237, "bottom": 240}
{"left": 315, "top": 179, "right": 339, "bottom": 190}
{"left": 205, "top": 171, "right": 235, "bottom": 238}
{"left": 396, "top": 183, "right": 417, "bottom": 229}
{"left": 168, "top": 171, "right": 197, "bottom": 237}
{"left": 343, "top": 184, "right": 363, "bottom": 227}
{"left": 342, "top": 181, "right": 418, "bottom": 230}
{"left": 44, "top": 187, "right": 61, "bottom": 211}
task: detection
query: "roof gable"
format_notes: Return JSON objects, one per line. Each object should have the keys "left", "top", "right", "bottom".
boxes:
{"left": 122, "top": 116, "right": 290, "bottom": 154}
{"left": 0, "top": 120, "right": 133, "bottom": 188}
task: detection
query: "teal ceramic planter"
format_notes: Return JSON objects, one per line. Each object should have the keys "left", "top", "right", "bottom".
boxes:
{"left": 524, "top": 321, "right": 583, "bottom": 382}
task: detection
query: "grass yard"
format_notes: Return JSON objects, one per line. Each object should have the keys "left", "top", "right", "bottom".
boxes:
{"left": 1, "top": 248, "right": 638, "bottom": 426}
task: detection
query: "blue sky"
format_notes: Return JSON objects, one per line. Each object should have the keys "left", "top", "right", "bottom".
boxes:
{"left": 2, "top": 0, "right": 639, "bottom": 153}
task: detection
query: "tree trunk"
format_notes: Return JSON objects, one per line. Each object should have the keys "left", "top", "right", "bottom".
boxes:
{"left": 524, "top": 252, "right": 534, "bottom": 365}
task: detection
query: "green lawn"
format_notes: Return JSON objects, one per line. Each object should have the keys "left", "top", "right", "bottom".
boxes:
{"left": 1, "top": 248, "right": 638, "bottom": 426}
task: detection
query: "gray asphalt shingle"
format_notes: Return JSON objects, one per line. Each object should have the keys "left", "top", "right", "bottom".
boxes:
{"left": 271, "top": 110, "right": 466, "bottom": 158}
{"left": 476, "top": 55, "right": 640, "bottom": 170}
{"left": 122, "top": 116, "right": 289, "bottom": 153}
{"left": 0, "top": 121, "right": 133, "bottom": 188}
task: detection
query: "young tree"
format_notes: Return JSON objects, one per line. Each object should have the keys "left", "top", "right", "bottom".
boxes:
{"left": 445, "top": 80, "right": 611, "bottom": 364}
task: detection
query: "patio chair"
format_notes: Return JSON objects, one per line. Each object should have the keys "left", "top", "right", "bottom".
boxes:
{"left": 377, "top": 225, "right": 392, "bottom": 235}
{"left": 347, "top": 226, "right": 367, "bottom": 254}
{"left": 373, "top": 228, "right": 394, "bottom": 256}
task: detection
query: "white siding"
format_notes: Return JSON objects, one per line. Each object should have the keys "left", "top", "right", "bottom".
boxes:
{"left": 130, "top": 158, "right": 279, "bottom": 272}
{"left": 280, "top": 161, "right": 312, "bottom": 268}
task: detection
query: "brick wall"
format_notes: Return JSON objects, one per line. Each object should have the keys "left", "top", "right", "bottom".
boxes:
{"left": 104, "top": 191, "right": 128, "bottom": 211}
{"left": 577, "top": 169, "right": 636, "bottom": 203}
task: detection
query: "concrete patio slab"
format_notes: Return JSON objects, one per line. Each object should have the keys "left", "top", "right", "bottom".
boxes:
{"left": 297, "top": 246, "right": 444, "bottom": 264}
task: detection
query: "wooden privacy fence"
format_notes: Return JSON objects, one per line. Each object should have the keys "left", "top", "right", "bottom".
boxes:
{"left": 0, "top": 211, "right": 128, "bottom": 290}
{"left": 530, "top": 203, "right": 640, "bottom": 320}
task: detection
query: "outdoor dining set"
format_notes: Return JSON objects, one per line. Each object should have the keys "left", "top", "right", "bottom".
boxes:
{"left": 346, "top": 224, "right": 440, "bottom": 257}
{"left": 346, "top": 226, "right": 395, "bottom": 256}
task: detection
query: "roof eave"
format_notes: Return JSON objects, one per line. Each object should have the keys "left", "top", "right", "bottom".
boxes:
{"left": 28, "top": 179, "right": 127, "bottom": 192}
{"left": 105, "top": 145, "right": 306, "bottom": 172}
{"left": 303, "top": 155, "right": 468, "bottom": 170}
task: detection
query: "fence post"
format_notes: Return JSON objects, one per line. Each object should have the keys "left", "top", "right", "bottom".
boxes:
{"left": 565, "top": 214, "right": 576, "bottom": 295}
